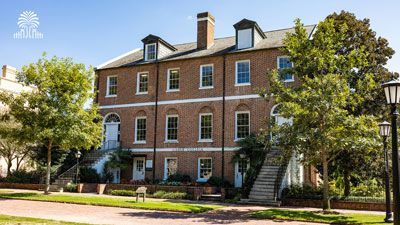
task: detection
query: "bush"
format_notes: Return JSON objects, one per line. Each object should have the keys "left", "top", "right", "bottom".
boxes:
{"left": 145, "top": 177, "right": 161, "bottom": 185}
{"left": 64, "top": 184, "right": 77, "bottom": 192}
{"left": 167, "top": 173, "right": 191, "bottom": 182}
{"left": 224, "top": 193, "right": 242, "bottom": 204}
{"left": 152, "top": 190, "right": 166, "bottom": 198}
{"left": 79, "top": 167, "right": 101, "bottom": 183}
{"left": 151, "top": 191, "right": 191, "bottom": 199}
{"left": 282, "top": 184, "right": 324, "bottom": 200}
{"left": 207, "top": 176, "right": 231, "bottom": 188}
{"left": 129, "top": 179, "right": 147, "bottom": 185}
{"left": 3, "top": 170, "right": 43, "bottom": 184}
{"left": 158, "top": 181, "right": 185, "bottom": 186}
{"left": 109, "top": 189, "right": 136, "bottom": 196}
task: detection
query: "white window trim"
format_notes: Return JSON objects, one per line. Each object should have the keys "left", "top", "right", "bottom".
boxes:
{"left": 134, "top": 116, "right": 147, "bottom": 144}
{"left": 165, "top": 114, "right": 179, "bottom": 143}
{"left": 235, "top": 60, "right": 251, "bottom": 86}
{"left": 145, "top": 43, "right": 157, "bottom": 61}
{"left": 235, "top": 111, "right": 250, "bottom": 141}
{"left": 198, "top": 113, "right": 213, "bottom": 142}
{"left": 164, "top": 157, "right": 178, "bottom": 180}
{"left": 106, "top": 75, "right": 117, "bottom": 97}
{"left": 167, "top": 68, "right": 180, "bottom": 92}
{"left": 136, "top": 72, "right": 149, "bottom": 95}
{"left": 199, "top": 64, "right": 214, "bottom": 89}
{"left": 277, "top": 56, "right": 294, "bottom": 83}
{"left": 197, "top": 157, "right": 212, "bottom": 182}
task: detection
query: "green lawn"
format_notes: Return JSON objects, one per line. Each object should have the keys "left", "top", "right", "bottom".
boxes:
{"left": 0, "top": 192, "right": 223, "bottom": 213}
{"left": 0, "top": 190, "right": 13, "bottom": 193}
{"left": 251, "top": 209, "right": 390, "bottom": 225}
{"left": 0, "top": 214, "right": 93, "bottom": 225}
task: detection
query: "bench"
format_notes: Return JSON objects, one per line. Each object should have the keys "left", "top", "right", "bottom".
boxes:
{"left": 136, "top": 187, "right": 147, "bottom": 202}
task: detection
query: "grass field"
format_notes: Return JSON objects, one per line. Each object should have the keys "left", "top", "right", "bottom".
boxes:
{"left": 0, "top": 214, "right": 92, "bottom": 225}
{"left": 0, "top": 190, "right": 13, "bottom": 193}
{"left": 0, "top": 192, "right": 223, "bottom": 213}
{"left": 251, "top": 209, "right": 390, "bottom": 225}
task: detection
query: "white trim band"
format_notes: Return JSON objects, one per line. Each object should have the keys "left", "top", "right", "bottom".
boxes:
{"left": 128, "top": 147, "right": 240, "bottom": 152}
{"left": 99, "top": 94, "right": 260, "bottom": 109}
{"left": 197, "top": 17, "right": 215, "bottom": 26}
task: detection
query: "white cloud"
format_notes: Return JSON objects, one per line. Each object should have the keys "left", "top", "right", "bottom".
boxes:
{"left": 187, "top": 15, "right": 193, "bottom": 20}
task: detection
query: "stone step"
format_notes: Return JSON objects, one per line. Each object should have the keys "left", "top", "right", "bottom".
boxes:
{"left": 248, "top": 194, "right": 275, "bottom": 200}
{"left": 201, "top": 194, "right": 221, "bottom": 202}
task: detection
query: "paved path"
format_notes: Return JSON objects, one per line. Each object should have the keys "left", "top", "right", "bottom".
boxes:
{"left": 0, "top": 189, "right": 385, "bottom": 225}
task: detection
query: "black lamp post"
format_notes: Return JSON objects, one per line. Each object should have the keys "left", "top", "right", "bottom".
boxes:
{"left": 382, "top": 77, "right": 400, "bottom": 225}
{"left": 239, "top": 149, "right": 246, "bottom": 188}
{"left": 379, "top": 121, "right": 394, "bottom": 223}
{"left": 75, "top": 150, "right": 82, "bottom": 184}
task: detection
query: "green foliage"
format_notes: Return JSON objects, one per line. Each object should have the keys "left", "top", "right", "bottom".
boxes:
{"left": 158, "top": 181, "right": 185, "bottom": 186}
{"left": 258, "top": 18, "right": 379, "bottom": 210}
{"left": 282, "top": 185, "right": 324, "bottom": 200}
{"left": 109, "top": 189, "right": 136, "bottom": 196}
{"left": 104, "top": 149, "right": 132, "bottom": 171}
{"left": 206, "top": 176, "right": 231, "bottom": 188}
{"left": 145, "top": 177, "right": 161, "bottom": 185}
{"left": 101, "top": 166, "right": 114, "bottom": 183}
{"left": 0, "top": 53, "right": 103, "bottom": 193}
{"left": 78, "top": 167, "right": 101, "bottom": 183}
{"left": 348, "top": 179, "right": 384, "bottom": 197}
{"left": 224, "top": 193, "right": 242, "bottom": 204}
{"left": 3, "top": 170, "right": 43, "bottom": 184}
{"left": 166, "top": 173, "right": 191, "bottom": 182}
{"left": 64, "top": 184, "right": 77, "bottom": 192}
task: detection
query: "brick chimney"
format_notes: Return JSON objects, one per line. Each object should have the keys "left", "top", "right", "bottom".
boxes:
{"left": 197, "top": 12, "right": 215, "bottom": 49}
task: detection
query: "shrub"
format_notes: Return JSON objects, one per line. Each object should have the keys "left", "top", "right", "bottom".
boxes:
{"left": 207, "top": 176, "right": 231, "bottom": 188}
{"left": 64, "top": 184, "right": 77, "bottom": 192}
{"left": 129, "top": 179, "right": 147, "bottom": 185}
{"left": 224, "top": 193, "right": 242, "bottom": 204}
{"left": 3, "top": 170, "right": 43, "bottom": 184}
{"left": 152, "top": 190, "right": 166, "bottom": 198}
{"left": 151, "top": 191, "right": 191, "bottom": 199}
{"left": 109, "top": 189, "right": 136, "bottom": 196}
{"left": 282, "top": 184, "right": 324, "bottom": 200}
{"left": 158, "top": 181, "right": 185, "bottom": 186}
{"left": 79, "top": 167, "right": 101, "bottom": 183}
{"left": 167, "top": 173, "right": 191, "bottom": 182}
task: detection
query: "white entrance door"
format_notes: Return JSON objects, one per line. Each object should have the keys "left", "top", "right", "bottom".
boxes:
{"left": 235, "top": 161, "right": 248, "bottom": 187}
{"left": 133, "top": 157, "right": 145, "bottom": 180}
{"left": 105, "top": 124, "right": 119, "bottom": 149}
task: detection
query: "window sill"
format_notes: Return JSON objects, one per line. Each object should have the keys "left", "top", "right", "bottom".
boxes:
{"left": 133, "top": 141, "right": 146, "bottom": 144}
{"left": 196, "top": 179, "right": 209, "bottom": 182}
{"left": 105, "top": 95, "right": 117, "bottom": 98}
{"left": 235, "top": 83, "right": 250, "bottom": 87}
{"left": 234, "top": 138, "right": 245, "bottom": 142}
{"left": 199, "top": 86, "right": 213, "bottom": 90}
{"left": 198, "top": 140, "right": 213, "bottom": 143}
{"left": 136, "top": 92, "right": 148, "bottom": 95}
{"left": 166, "top": 89, "right": 180, "bottom": 92}
{"left": 164, "top": 140, "right": 179, "bottom": 143}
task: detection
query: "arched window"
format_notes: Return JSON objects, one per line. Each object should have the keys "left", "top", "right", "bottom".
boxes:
{"left": 104, "top": 113, "right": 120, "bottom": 123}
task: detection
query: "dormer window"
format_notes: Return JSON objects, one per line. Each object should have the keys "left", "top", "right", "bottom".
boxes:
{"left": 142, "top": 34, "right": 177, "bottom": 62}
{"left": 233, "top": 19, "right": 266, "bottom": 50}
{"left": 145, "top": 43, "right": 156, "bottom": 61}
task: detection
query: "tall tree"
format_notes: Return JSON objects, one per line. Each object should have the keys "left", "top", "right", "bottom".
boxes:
{"left": 325, "top": 11, "right": 395, "bottom": 195}
{"left": 259, "top": 18, "right": 378, "bottom": 210}
{"left": 0, "top": 53, "right": 102, "bottom": 194}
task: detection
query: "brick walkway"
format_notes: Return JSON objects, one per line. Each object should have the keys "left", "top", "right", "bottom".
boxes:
{"left": 0, "top": 189, "right": 385, "bottom": 225}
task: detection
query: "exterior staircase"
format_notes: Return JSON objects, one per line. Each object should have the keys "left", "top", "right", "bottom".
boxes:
{"left": 239, "top": 149, "right": 288, "bottom": 206}
{"left": 53, "top": 150, "right": 115, "bottom": 186}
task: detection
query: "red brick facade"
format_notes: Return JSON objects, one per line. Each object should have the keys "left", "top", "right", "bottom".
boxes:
{"left": 96, "top": 12, "right": 318, "bottom": 186}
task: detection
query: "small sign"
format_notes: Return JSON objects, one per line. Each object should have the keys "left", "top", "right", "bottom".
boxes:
{"left": 146, "top": 160, "right": 153, "bottom": 168}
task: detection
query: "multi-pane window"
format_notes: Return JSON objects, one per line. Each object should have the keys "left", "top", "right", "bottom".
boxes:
{"left": 278, "top": 57, "right": 294, "bottom": 81}
{"left": 236, "top": 112, "right": 250, "bottom": 140}
{"left": 200, "top": 65, "right": 213, "bottom": 88}
{"left": 135, "top": 117, "right": 146, "bottom": 143}
{"left": 168, "top": 69, "right": 180, "bottom": 91}
{"left": 145, "top": 43, "right": 156, "bottom": 61}
{"left": 166, "top": 115, "right": 178, "bottom": 141}
{"left": 165, "top": 158, "right": 177, "bottom": 178}
{"left": 107, "top": 76, "right": 117, "bottom": 96}
{"left": 236, "top": 61, "right": 250, "bottom": 85}
{"left": 137, "top": 72, "right": 149, "bottom": 94}
{"left": 199, "top": 114, "right": 213, "bottom": 141}
{"left": 199, "top": 158, "right": 212, "bottom": 180}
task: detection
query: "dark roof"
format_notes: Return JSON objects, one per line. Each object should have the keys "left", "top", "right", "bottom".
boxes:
{"left": 233, "top": 19, "right": 267, "bottom": 39}
{"left": 97, "top": 24, "right": 316, "bottom": 70}
{"left": 141, "top": 34, "right": 177, "bottom": 51}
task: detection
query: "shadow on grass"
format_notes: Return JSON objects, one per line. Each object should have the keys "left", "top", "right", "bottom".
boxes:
{"left": 125, "top": 200, "right": 217, "bottom": 213}
{"left": 0, "top": 192, "right": 38, "bottom": 198}
{"left": 251, "top": 209, "right": 386, "bottom": 225}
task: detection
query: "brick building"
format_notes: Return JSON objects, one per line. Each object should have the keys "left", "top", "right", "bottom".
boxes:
{"left": 95, "top": 12, "right": 318, "bottom": 189}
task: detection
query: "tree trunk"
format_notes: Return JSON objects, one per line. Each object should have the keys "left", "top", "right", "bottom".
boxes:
{"left": 344, "top": 168, "right": 351, "bottom": 197}
{"left": 6, "top": 157, "right": 12, "bottom": 175}
{"left": 322, "top": 148, "right": 330, "bottom": 211}
{"left": 45, "top": 139, "right": 52, "bottom": 195}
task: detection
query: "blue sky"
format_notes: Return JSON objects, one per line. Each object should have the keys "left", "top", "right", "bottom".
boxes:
{"left": 1, "top": 0, "right": 399, "bottom": 74}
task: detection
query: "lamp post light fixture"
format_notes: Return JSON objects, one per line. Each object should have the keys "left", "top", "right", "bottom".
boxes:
{"left": 379, "top": 121, "right": 394, "bottom": 223}
{"left": 239, "top": 149, "right": 246, "bottom": 188}
{"left": 382, "top": 77, "right": 400, "bottom": 225}
{"left": 75, "top": 150, "right": 82, "bottom": 184}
